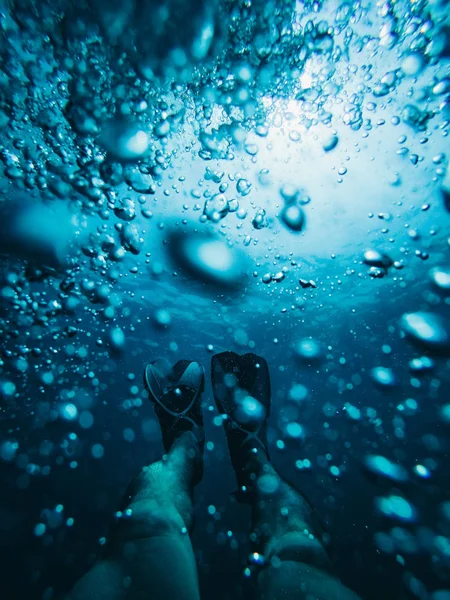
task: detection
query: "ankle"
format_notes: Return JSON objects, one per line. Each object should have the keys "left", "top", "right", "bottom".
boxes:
{"left": 233, "top": 449, "right": 271, "bottom": 500}
{"left": 167, "top": 430, "right": 205, "bottom": 487}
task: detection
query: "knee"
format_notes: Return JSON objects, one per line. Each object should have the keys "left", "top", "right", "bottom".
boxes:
{"left": 266, "top": 531, "right": 333, "bottom": 573}
{"left": 110, "top": 462, "right": 194, "bottom": 544}
{"left": 257, "top": 560, "right": 356, "bottom": 600}
{"left": 118, "top": 498, "right": 188, "bottom": 538}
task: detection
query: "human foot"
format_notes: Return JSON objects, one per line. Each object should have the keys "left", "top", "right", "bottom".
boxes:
{"left": 211, "top": 351, "right": 271, "bottom": 501}
{"left": 144, "top": 358, "right": 205, "bottom": 453}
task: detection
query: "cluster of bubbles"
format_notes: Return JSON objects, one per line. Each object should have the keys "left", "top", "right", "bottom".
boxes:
{"left": 0, "top": 0, "right": 450, "bottom": 597}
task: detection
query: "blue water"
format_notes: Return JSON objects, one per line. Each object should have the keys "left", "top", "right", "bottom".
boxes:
{"left": 1, "top": 0, "right": 450, "bottom": 599}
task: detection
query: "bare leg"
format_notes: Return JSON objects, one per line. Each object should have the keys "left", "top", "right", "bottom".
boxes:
{"left": 66, "top": 431, "right": 202, "bottom": 600}
{"left": 211, "top": 351, "right": 361, "bottom": 600}
{"left": 246, "top": 451, "right": 361, "bottom": 600}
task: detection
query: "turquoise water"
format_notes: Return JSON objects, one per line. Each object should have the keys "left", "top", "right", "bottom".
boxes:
{"left": 1, "top": 0, "right": 450, "bottom": 598}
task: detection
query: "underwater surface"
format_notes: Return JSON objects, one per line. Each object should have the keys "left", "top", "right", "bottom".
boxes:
{"left": 0, "top": 0, "right": 450, "bottom": 598}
